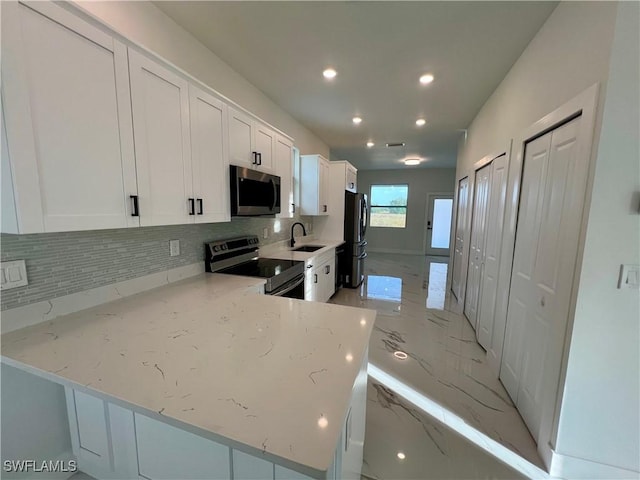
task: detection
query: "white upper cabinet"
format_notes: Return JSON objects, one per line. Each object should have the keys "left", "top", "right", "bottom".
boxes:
{"left": 188, "top": 85, "right": 230, "bottom": 224}
{"left": 1, "top": 1, "right": 138, "bottom": 233}
{"left": 275, "top": 135, "right": 294, "bottom": 218}
{"left": 129, "top": 49, "right": 193, "bottom": 226}
{"left": 346, "top": 164, "right": 358, "bottom": 193}
{"left": 228, "top": 106, "right": 276, "bottom": 173}
{"left": 300, "top": 155, "right": 330, "bottom": 216}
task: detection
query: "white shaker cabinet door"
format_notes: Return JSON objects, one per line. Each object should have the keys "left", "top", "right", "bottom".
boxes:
{"left": 254, "top": 122, "right": 276, "bottom": 173}
{"left": 228, "top": 107, "right": 256, "bottom": 169}
{"left": 1, "top": 1, "right": 138, "bottom": 233}
{"left": 232, "top": 450, "right": 274, "bottom": 480}
{"left": 189, "top": 84, "right": 230, "bottom": 224}
{"left": 345, "top": 165, "right": 357, "bottom": 193}
{"left": 129, "top": 49, "right": 193, "bottom": 226}
{"left": 276, "top": 135, "right": 294, "bottom": 218}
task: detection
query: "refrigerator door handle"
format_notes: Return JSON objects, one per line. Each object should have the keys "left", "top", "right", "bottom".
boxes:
{"left": 361, "top": 196, "right": 368, "bottom": 238}
{"left": 357, "top": 252, "right": 368, "bottom": 260}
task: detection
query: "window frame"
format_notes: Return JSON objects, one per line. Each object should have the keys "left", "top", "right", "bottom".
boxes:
{"left": 369, "top": 183, "right": 409, "bottom": 229}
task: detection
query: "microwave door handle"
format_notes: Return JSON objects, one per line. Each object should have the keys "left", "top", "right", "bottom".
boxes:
{"left": 271, "top": 178, "right": 278, "bottom": 211}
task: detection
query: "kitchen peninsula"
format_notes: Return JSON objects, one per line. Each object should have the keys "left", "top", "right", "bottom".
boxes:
{"left": 1, "top": 274, "right": 375, "bottom": 479}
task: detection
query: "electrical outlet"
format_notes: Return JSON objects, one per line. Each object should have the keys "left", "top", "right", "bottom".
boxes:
{"left": 0, "top": 260, "right": 28, "bottom": 290}
{"left": 618, "top": 264, "right": 640, "bottom": 289}
{"left": 263, "top": 227, "right": 269, "bottom": 239}
{"left": 169, "top": 240, "right": 180, "bottom": 257}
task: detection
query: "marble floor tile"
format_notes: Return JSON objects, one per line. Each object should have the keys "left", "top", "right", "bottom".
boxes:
{"left": 330, "top": 253, "right": 545, "bottom": 473}
{"left": 362, "top": 380, "right": 526, "bottom": 480}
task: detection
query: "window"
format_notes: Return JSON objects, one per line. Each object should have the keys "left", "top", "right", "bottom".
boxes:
{"left": 370, "top": 184, "right": 409, "bottom": 228}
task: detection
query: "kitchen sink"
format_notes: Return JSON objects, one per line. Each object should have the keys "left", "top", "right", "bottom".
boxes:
{"left": 292, "top": 245, "right": 325, "bottom": 252}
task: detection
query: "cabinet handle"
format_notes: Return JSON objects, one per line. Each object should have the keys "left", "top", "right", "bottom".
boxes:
{"left": 188, "top": 198, "right": 195, "bottom": 215}
{"left": 323, "top": 205, "right": 327, "bottom": 212}
{"left": 292, "top": 203, "right": 295, "bottom": 214}
{"left": 252, "top": 152, "right": 258, "bottom": 165}
{"left": 314, "top": 274, "right": 318, "bottom": 284}
{"left": 257, "top": 152, "right": 262, "bottom": 166}
{"left": 325, "top": 265, "right": 330, "bottom": 274}
{"left": 130, "top": 195, "right": 139, "bottom": 217}
{"left": 197, "top": 198, "right": 203, "bottom": 215}
{"left": 307, "top": 265, "right": 313, "bottom": 269}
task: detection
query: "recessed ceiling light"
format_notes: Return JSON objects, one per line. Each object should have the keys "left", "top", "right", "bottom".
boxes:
{"left": 419, "top": 73, "right": 434, "bottom": 85}
{"left": 394, "top": 350, "right": 409, "bottom": 359}
{"left": 323, "top": 68, "right": 337, "bottom": 79}
{"left": 352, "top": 116, "right": 362, "bottom": 125}
{"left": 345, "top": 353, "right": 354, "bottom": 362}
{"left": 366, "top": 141, "right": 374, "bottom": 148}
{"left": 397, "top": 452, "right": 406, "bottom": 460}
{"left": 416, "top": 118, "right": 426, "bottom": 127}
{"left": 317, "top": 416, "right": 329, "bottom": 428}
{"left": 404, "top": 159, "right": 420, "bottom": 166}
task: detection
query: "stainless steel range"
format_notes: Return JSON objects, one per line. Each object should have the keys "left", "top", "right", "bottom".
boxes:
{"left": 205, "top": 236, "right": 305, "bottom": 298}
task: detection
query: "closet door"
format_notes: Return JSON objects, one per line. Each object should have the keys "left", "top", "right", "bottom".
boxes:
{"left": 501, "top": 116, "right": 585, "bottom": 439}
{"left": 465, "top": 164, "right": 492, "bottom": 329}
{"left": 477, "top": 154, "right": 508, "bottom": 350}
{"left": 451, "top": 177, "right": 470, "bottom": 302}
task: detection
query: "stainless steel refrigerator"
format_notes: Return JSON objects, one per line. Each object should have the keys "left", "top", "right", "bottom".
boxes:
{"left": 341, "top": 192, "right": 368, "bottom": 288}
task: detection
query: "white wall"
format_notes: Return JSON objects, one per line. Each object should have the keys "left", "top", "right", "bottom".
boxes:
{"left": 554, "top": 1, "right": 639, "bottom": 473}
{"left": 453, "top": 1, "right": 639, "bottom": 475}
{"left": 72, "top": 1, "right": 329, "bottom": 158}
{"left": 1, "top": 365, "right": 73, "bottom": 479}
{"left": 357, "top": 168, "right": 456, "bottom": 254}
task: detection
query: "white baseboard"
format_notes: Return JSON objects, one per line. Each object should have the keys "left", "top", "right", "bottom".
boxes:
{"left": 1, "top": 262, "right": 204, "bottom": 334}
{"left": 550, "top": 450, "right": 640, "bottom": 479}
{"left": 367, "top": 248, "right": 425, "bottom": 255}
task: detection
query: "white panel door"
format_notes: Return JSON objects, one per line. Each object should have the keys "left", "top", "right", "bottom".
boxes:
{"left": 189, "top": 84, "right": 230, "bottom": 224}
{"left": 228, "top": 107, "right": 256, "bottom": 168}
{"left": 275, "top": 136, "right": 294, "bottom": 218}
{"left": 477, "top": 154, "right": 508, "bottom": 351}
{"left": 501, "top": 133, "right": 552, "bottom": 402}
{"left": 254, "top": 123, "right": 276, "bottom": 172}
{"left": 129, "top": 49, "right": 193, "bottom": 226}
{"left": 465, "top": 164, "right": 492, "bottom": 330}
{"left": 516, "top": 117, "right": 584, "bottom": 439}
{"left": 425, "top": 195, "right": 454, "bottom": 256}
{"left": 2, "top": 2, "right": 138, "bottom": 233}
{"left": 451, "top": 177, "right": 470, "bottom": 302}
{"left": 501, "top": 116, "right": 585, "bottom": 440}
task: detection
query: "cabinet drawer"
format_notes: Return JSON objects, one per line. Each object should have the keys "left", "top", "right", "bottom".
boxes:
{"left": 135, "top": 413, "right": 230, "bottom": 479}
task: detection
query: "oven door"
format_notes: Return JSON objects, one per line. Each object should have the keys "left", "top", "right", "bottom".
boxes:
{"left": 269, "top": 274, "right": 305, "bottom": 299}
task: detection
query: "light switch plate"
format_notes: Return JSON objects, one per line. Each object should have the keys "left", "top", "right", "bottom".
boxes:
{"left": 0, "top": 260, "right": 28, "bottom": 290}
{"left": 169, "top": 240, "right": 180, "bottom": 257}
{"left": 618, "top": 264, "right": 640, "bottom": 289}
{"left": 263, "top": 227, "right": 269, "bottom": 239}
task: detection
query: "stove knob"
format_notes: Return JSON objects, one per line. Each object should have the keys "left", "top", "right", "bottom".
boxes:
{"left": 213, "top": 245, "right": 220, "bottom": 252}
{"left": 222, "top": 245, "right": 228, "bottom": 250}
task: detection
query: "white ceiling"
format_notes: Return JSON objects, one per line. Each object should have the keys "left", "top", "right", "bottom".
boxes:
{"left": 154, "top": 1, "right": 557, "bottom": 170}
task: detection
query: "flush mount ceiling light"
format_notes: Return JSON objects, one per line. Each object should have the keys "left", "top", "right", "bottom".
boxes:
{"left": 419, "top": 73, "right": 434, "bottom": 85}
{"left": 322, "top": 68, "right": 337, "bottom": 79}
{"left": 317, "top": 415, "right": 329, "bottom": 429}
{"left": 397, "top": 452, "right": 406, "bottom": 460}
{"left": 415, "top": 118, "right": 426, "bottom": 127}
{"left": 404, "top": 159, "right": 420, "bottom": 166}
{"left": 366, "top": 141, "right": 375, "bottom": 148}
{"left": 352, "top": 116, "right": 362, "bottom": 125}
{"left": 393, "top": 351, "right": 409, "bottom": 359}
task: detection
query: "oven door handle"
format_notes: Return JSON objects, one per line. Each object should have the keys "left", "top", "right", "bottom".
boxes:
{"left": 271, "top": 275, "right": 304, "bottom": 297}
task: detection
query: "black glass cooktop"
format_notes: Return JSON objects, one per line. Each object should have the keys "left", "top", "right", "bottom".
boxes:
{"left": 219, "top": 258, "right": 300, "bottom": 278}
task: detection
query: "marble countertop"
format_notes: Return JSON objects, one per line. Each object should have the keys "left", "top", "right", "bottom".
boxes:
{"left": 1, "top": 273, "right": 375, "bottom": 474}
{"left": 260, "top": 238, "right": 346, "bottom": 263}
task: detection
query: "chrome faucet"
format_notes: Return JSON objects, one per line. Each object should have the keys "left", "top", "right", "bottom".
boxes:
{"left": 290, "top": 222, "right": 307, "bottom": 248}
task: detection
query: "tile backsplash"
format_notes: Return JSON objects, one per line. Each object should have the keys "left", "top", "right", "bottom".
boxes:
{"left": 0, "top": 216, "right": 312, "bottom": 311}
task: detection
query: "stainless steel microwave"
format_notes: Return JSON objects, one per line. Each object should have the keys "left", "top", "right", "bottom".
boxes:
{"left": 230, "top": 165, "right": 281, "bottom": 217}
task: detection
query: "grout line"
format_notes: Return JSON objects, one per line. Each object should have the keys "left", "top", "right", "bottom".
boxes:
{"left": 367, "top": 362, "right": 552, "bottom": 480}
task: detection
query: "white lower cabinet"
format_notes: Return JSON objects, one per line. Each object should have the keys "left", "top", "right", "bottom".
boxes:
{"left": 304, "top": 249, "right": 336, "bottom": 303}
{"left": 135, "top": 413, "right": 230, "bottom": 479}
{"left": 65, "top": 380, "right": 362, "bottom": 480}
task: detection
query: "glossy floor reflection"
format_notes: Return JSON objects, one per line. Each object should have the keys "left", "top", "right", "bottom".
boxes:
{"left": 330, "top": 253, "right": 545, "bottom": 478}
